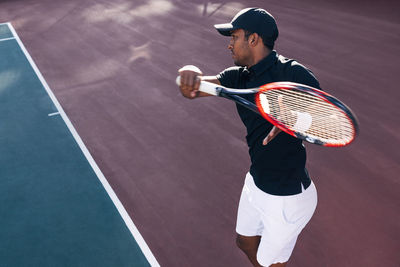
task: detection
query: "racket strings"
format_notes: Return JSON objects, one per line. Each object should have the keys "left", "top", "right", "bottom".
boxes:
{"left": 259, "top": 89, "right": 354, "bottom": 144}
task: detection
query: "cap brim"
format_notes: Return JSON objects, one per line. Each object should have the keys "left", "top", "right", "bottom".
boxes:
{"left": 214, "top": 23, "right": 236, "bottom": 36}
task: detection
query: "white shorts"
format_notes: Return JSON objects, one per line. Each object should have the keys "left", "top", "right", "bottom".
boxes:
{"left": 236, "top": 173, "right": 317, "bottom": 266}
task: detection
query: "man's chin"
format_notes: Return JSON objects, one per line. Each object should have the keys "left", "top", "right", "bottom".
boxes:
{"left": 233, "top": 59, "right": 245, "bottom": 67}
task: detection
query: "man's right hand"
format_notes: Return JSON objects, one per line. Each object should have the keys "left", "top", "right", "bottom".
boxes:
{"left": 178, "top": 65, "right": 203, "bottom": 99}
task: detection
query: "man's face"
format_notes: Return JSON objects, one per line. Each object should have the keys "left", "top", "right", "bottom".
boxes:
{"left": 228, "top": 29, "right": 251, "bottom": 67}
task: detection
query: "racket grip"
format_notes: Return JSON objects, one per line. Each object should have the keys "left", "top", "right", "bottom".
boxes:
{"left": 175, "top": 76, "right": 218, "bottom": 96}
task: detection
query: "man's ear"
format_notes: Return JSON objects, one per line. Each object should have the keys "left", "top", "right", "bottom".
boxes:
{"left": 249, "top": 33, "right": 259, "bottom": 46}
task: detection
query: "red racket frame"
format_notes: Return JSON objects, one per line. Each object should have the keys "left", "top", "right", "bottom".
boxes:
{"left": 254, "top": 82, "right": 358, "bottom": 147}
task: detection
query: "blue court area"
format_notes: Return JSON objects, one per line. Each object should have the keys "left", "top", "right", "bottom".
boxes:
{"left": 0, "top": 23, "right": 158, "bottom": 267}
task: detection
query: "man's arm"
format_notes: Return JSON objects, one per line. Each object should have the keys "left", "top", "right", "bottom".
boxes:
{"left": 178, "top": 65, "right": 220, "bottom": 99}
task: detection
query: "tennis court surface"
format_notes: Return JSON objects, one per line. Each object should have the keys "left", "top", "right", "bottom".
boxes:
{"left": 0, "top": 23, "right": 158, "bottom": 267}
{"left": 1, "top": 0, "right": 399, "bottom": 266}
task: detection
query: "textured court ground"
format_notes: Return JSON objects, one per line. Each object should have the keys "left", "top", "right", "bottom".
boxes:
{"left": 0, "top": 23, "right": 155, "bottom": 266}
{"left": 1, "top": 0, "right": 399, "bottom": 266}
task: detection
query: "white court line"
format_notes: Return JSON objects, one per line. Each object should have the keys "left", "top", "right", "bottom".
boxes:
{"left": 48, "top": 112, "right": 60, "bottom": 117}
{"left": 0, "top": 37, "right": 16, "bottom": 42}
{"left": 6, "top": 22, "right": 160, "bottom": 267}
{"left": 0, "top": 21, "right": 14, "bottom": 42}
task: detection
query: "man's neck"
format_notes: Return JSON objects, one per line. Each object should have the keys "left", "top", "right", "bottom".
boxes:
{"left": 247, "top": 47, "right": 271, "bottom": 68}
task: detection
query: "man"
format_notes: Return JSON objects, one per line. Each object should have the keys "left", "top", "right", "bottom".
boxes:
{"left": 178, "top": 8, "right": 319, "bottom": 267}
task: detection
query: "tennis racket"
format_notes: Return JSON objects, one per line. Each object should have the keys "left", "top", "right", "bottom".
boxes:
{"left": 176, "top": 76, "right": 359, "bottom": 147}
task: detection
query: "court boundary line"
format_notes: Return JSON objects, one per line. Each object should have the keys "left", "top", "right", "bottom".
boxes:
{"left": 48, "top": 111, "right": 61, "bottom": 117}
{"left": 6, "top": 22, "right": 160, "bottom": 267}
{"left": 0, "top": 21, "right": 14, "bottom": 41}
{"left": 0, "top": 37, "right": 16, "bottom": 42}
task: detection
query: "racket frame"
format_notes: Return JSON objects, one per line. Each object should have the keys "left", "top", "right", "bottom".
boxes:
{"left": 254, "top": 82, "right": 359, "bottom": 147}
{"left": 177, "top": 77, "right": 359, "bottom": 147}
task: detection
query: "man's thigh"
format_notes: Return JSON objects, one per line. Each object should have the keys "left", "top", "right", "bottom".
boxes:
{"left": 236, "top": 173, "right": 317, "bottom": 266}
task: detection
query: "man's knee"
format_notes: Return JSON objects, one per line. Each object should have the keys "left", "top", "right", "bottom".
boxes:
{"left": 236, "top": 234, "right": 261, "bottom": 252}
{"left": 236, "top": 235, "right": 246, "bottom": 250}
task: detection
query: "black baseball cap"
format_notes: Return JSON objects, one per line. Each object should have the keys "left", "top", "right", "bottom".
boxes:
{"left": 214, "top": 7, "right": 279, "bottom": 48}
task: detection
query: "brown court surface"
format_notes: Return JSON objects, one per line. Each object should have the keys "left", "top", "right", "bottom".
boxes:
{"left": 1, "top": 0, "right": 399, "bottom": 266}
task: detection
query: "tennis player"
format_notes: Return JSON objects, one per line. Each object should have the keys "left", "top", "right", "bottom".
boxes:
{"left": 178, "top": 8, "right": 319, "bottom": 267}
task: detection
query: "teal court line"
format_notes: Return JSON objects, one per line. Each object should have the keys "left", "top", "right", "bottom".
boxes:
{"left": 0, "top": 23, "right": 160, "bottom": 267}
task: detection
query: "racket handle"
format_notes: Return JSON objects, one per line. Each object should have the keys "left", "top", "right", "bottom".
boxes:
{"left": 175, "top": 76, "right": 218, "bottom": 96}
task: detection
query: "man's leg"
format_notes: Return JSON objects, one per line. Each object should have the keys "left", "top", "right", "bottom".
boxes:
{"left": 236, "top": 234, "right": 287, "bottom": 267}
{"left": 236, "top": 234, "right": 262, "bottom": 267}
{"left": 270, "top": 262, "right": 287, "bottom": 267}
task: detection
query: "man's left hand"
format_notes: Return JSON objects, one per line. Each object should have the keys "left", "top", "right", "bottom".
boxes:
{"left": 263, "top": 126, "right": 282, "bottom": 146}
